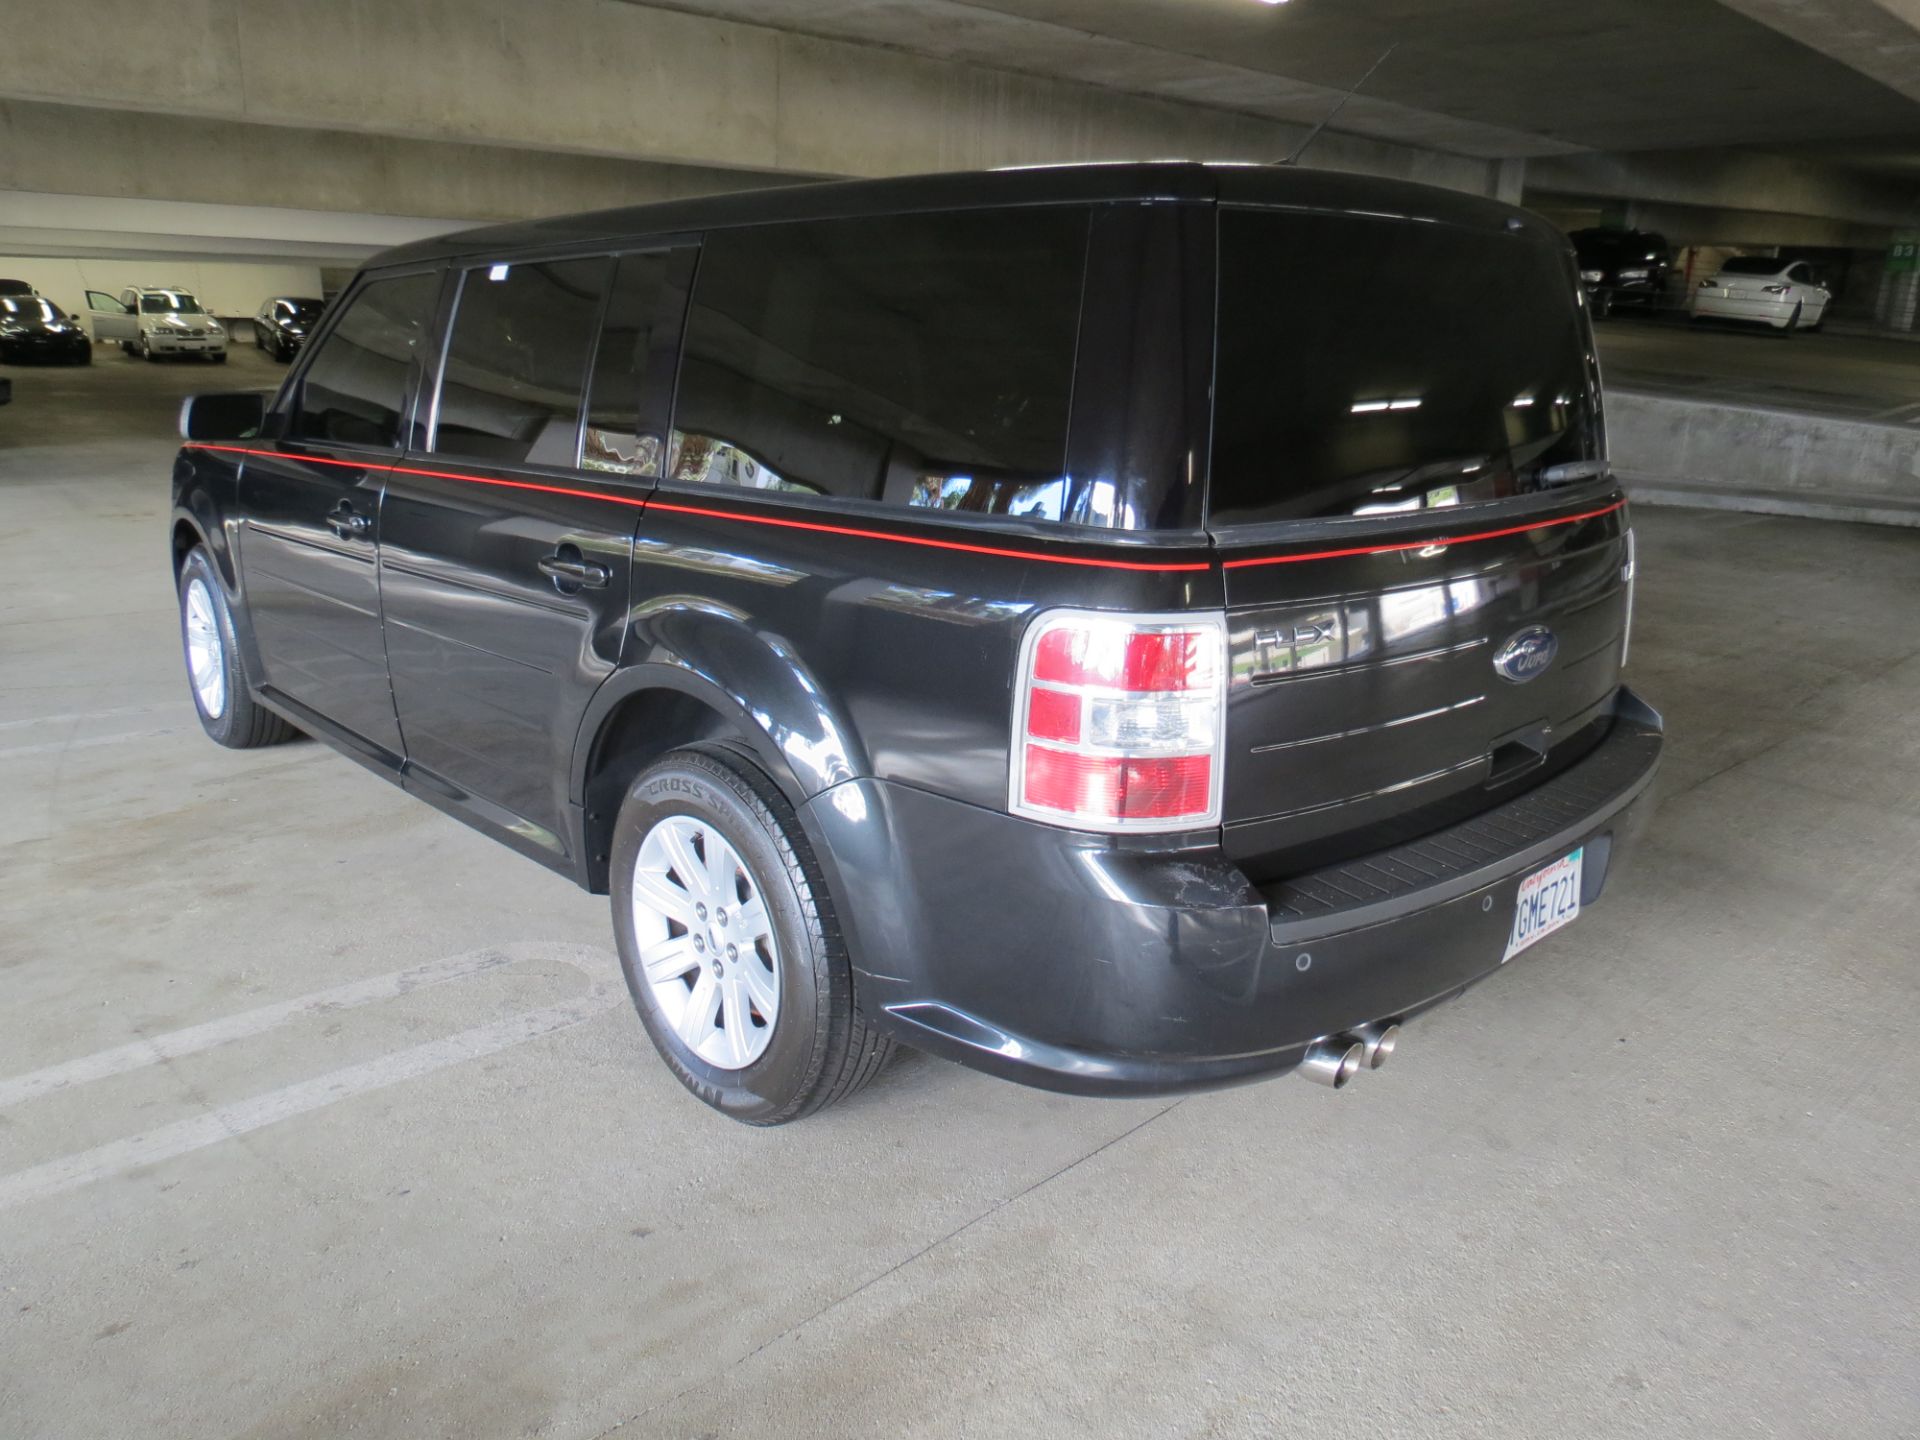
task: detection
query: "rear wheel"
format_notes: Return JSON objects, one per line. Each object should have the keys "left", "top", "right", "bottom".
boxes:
{"left": 610, "top": 746, "right": 893, "bottom": 1124}
{"left": 1778, "top": 302, "right": 1802, "bottom": 337}
{"left": 178, "top": 547, "right": 298, "bottom": 748}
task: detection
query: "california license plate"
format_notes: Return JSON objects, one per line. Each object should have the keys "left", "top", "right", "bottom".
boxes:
{"left": 1504, "top": 848, "right": 1583, "bottom": 962}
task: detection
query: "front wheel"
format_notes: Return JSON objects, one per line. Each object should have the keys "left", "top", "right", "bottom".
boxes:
{"left": 178, "top": 547, "right": 298, "bottom": 748}
{"left": 610, "top": 746, "right": 893, "bottom": 1124}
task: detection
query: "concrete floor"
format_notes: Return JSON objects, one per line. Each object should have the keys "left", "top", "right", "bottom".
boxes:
{"left": 3, "top": 346, "right": 1918, "bottom": 1439}
{"left": 1595, "top": 314, "right": 1920, "bottom": 421}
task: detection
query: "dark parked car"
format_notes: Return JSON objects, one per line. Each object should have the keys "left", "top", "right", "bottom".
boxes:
{"left": 170, "top": 164, "right": 1661, "bottom": 1124}
{"left": 0, "top": 278, "right": 36, "bottom": 297}
{"left": 1570, "top": 227, "right": 1672, "bottom": 316}
{"left": 253, "top": 296, "right": 326, "bottom": 361}
{"left": 0, "top": 296, "right": 92, "bottom": 364}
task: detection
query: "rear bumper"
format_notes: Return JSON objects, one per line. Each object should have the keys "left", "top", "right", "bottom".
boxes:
{"left": 809, "top": 687, "right": 1663, "bottom": 1097}
{"left": 1692, "top": 293, "right": 1795, "bottom": 326}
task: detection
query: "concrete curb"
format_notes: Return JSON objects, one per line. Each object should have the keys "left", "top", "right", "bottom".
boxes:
{"left": 1607, "top": 388, "right": 1920, "bottom": 528}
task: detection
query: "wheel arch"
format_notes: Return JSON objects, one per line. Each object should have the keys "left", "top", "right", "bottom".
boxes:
{"left": 571, "top": 643, "right": 869, "bottom": 894}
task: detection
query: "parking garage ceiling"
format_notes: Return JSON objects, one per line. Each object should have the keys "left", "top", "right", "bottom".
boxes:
{"left": 642, "top": 0, "right": 1920, "bottom": 160}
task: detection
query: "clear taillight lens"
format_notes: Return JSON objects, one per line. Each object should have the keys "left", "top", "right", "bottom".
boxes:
{"left": 1621, "top": 528, "right": 1637, "bottom": 667}
{"left": 1011, "top": 610, "right": 1227, "bottom": 832}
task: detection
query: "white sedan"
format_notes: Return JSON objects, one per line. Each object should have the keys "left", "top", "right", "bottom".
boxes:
{"left": 1692, "top": 257, "right": 1831, "bottom": 333}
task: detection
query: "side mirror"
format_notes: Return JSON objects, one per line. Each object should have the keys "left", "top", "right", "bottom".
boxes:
{"left": 179, "top": 391, "right": 267, "bottom": 442}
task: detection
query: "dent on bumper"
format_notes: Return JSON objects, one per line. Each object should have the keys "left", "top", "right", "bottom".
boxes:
{"left": 806, "top": 688, "right": 1663, "bottom": 1097}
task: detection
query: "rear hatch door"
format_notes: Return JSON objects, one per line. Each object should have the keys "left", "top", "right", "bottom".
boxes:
{"left": 1207, "top": 204, "right": 1630, "bottom": 875}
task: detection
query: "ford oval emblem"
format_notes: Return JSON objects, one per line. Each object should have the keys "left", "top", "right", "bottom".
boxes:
{"left": 1492, "top": 626, "right": 1558, "bottom": 684}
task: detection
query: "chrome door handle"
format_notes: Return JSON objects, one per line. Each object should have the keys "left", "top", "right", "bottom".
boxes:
{"left": 326, "top": 506, "right": 372, "bottom": 538}
{"left": 538, "top": 553, "right": 610, "bottom": 589}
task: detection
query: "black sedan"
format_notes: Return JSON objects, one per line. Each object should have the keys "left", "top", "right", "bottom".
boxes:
{"left": 0, "top": 296, "right": 92, "bottom": 364}
{"left": 1570, "top": 228, "right": 1673, "bottom": 317}
{"left": 253, "top": 296, "right": 327, "bottom": 361}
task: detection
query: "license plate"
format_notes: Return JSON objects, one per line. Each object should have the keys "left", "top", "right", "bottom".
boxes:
{"left": 1504, "top": 848, "right": 1583, "bottom": 962}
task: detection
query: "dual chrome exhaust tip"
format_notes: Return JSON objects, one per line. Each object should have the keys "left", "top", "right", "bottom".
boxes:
{"left": 1298, "top": 1021, "right": 1401, "bottom": 1089}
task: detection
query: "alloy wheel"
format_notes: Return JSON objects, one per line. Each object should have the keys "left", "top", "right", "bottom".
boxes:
{"left": 630, "top": 814, "right": 780, "bottom": 1069}
{"left": 183, "top": 577, "right": 227, "bottom": 718}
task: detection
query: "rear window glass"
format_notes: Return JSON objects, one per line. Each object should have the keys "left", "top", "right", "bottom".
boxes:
{"left": 670, "top": 208, "right": 1086, "bottom": 520}
{"left": 289, "top": 272, "right": 438, "bottom": 449}
{"left": 434, "top": 258, "right": 608, "bottom": 467}
{"left": 1718, "top": 256, "right": 1786, "bottom": 275}
{"left": 1210, "top": 209, "right": 1600, "bottom": 525}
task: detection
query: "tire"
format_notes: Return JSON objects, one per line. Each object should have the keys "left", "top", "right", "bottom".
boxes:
{"left": 177, "top": 547, "right": 298, "bottom": 748}
{"left": 1778, "top": 302, "right": 1801, "bottom": 338}
{"left": 610, "top": 745, "right": 894, "bottom": 1125}
{"left": 141, "top": 336, "right": 158, "bottom": 362}
{"left": 211, "top": 352, "right": 228, "bottom": 364}
{"left": 1591, "top": 289, "right": 1613, "bottom": 321}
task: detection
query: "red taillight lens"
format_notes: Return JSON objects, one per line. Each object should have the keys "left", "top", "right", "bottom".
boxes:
{"left": 1025, "top": 685, "right": 1082, "bottom": 743}
{"left": 1023, "top": 750, "right": 1212, "bottom": 821}
{"left": 1034, "top": 626, "right": 1209, "bottom": 692}
{"left": 1012, "top": 611, "right": 1226, "bottom": 832}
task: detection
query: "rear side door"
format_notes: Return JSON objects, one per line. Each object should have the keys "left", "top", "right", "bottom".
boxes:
{"left": 377, "top": 248, "right": 690, "bottom": 868}
{"left": 84, "top": 290, "right": 136, "bottom": 342}
{"left": 237, "top": 268, "right": 442, "bottom": 762}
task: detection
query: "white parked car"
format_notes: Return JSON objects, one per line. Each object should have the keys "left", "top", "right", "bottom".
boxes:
{"left": 85, "top": 286, "right": 228, "bottom": 362}
{"left": 1691, "top": 257, "right": 1831, "bottom": 334}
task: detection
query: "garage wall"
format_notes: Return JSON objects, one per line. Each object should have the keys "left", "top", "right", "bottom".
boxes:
{"left": 0, "top": 257, "right": 324, "bottom": 322}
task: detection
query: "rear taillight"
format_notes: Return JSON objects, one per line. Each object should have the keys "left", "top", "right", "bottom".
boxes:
{"left": 1011, "top": 609, "right": 1227, "bottom": 832}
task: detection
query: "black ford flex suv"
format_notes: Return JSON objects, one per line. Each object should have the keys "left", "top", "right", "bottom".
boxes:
{"left": 171, "top": 164, "right": 1661, "bottom": 1124}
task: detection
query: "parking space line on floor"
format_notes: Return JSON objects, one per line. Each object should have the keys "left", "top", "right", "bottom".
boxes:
{"left": 0, "top": 727, "right": 189, "bottom": 760}
{"left": 0, "top": 946, "right": 531, "bottom": 1110}
{"left": 0, "top": 980, "right": 623, "bottom": 1212}
{"left": 0, "top": 704, "right": 178, "bottom": 732}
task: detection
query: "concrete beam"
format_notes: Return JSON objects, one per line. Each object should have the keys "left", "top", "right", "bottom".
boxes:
{"left": 0, "top": 100, "right": 795, "bottom": 227}
{"left": 0, "top": 0, "right": 1496, "bottom": 195}
{"left": 1717, "top": 0, "right": 1920, "bottom": 104}
{"left": 1527, "top": 147, "right": 1920, "bottom": 231}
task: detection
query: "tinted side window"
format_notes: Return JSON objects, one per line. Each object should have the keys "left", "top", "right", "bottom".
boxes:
{"left": 670, "top": 208, "right": 1086, "bottom": 519}
{"left": 433, "top": 257, "right": 608, "bottom": 466}
{"left": 1210, "top": 209, "right": 1600, "bottom": 525}
{"left": 582, "top": 251, "right": 671, "bottom": 476}
{"left": 289, "top": 272, "right": 439, "bottom": 449}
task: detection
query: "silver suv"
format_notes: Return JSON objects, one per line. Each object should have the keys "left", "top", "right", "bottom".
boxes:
{"left": 85, "top": 286, "right": 227, "bottom": 362}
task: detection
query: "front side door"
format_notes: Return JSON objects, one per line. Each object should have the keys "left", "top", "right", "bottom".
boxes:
{"left": 237, "top": 268, "right": 442, "bottom": 763}
{"left": 84, "top": 290, "right": 135, "bottom": 342}
{"left": 378, "top": 248, "right": 689, "bottom": 866}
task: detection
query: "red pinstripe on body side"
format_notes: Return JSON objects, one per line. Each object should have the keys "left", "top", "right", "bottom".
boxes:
{"left": 1220, "top": 498, "right": 1630, "bottom": 569}
{"left": 182, "top": 444, "right": 1625, "bottom": 573}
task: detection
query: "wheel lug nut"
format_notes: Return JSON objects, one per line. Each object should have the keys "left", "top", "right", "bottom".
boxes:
{"left": 692, "top": 935, "right": 705, "bottom": 952}
{"left": 695, "top": 903, "right": 707, "bottom": 921}
{"left": 726, "top": 943, "right": 737, "bottom": 960}
{"left": 715, "top": 907, "right": 728, "bottom": 926}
